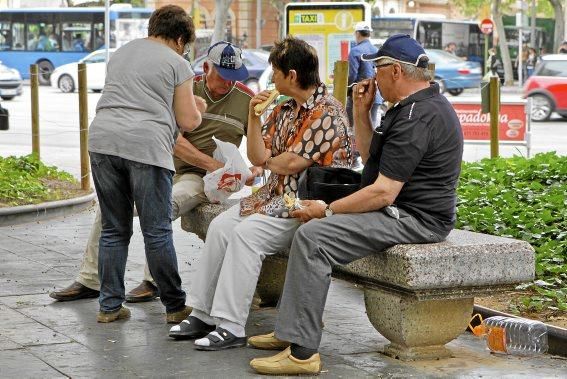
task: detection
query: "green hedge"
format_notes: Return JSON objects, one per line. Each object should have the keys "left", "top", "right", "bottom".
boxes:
{"left": 457, "top": 152, "right": 567, "bottom": 312}
{"left": 0, "top": 154, "right": 77, "bottom": 206}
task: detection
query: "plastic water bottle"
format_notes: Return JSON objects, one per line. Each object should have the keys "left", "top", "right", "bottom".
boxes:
{"left": 470, "top": 314, "right": 548, "bottom": 355}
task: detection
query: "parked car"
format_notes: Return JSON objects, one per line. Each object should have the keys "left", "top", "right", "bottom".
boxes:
{"left": 50, "top": 49, "right": 115, "bottom": 93}
{"left": 192, "top": 49, "right": 269, "bottom": 93}
{"left": 0, "top": 62, "right": 23, "bottom": 100}
{"left": 523, "top": 54, "right": 567, "bottom": 121}
{"left": 425, "top": 49, "right": 482, "bottom": 96}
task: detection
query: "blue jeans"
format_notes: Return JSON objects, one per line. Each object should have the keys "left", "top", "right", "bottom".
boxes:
{"left": 90, "top": 152, "right": 186, "bottom": 313}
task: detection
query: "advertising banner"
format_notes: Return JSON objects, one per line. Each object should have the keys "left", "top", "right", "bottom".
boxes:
{"left": 285, "top": 2, "right": 370, "bottom": 84}
{"left": 451, "top": 101, "right": 528, "bottom": 142}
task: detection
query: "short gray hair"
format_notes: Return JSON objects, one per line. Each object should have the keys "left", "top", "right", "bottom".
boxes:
{"left": 378, "top": 57, "right": 433, "bottom": 82}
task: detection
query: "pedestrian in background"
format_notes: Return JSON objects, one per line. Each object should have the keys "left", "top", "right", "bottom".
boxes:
{"left": 526, "top": 47, "right": 538, "bottom": 78}
{"left": 88, "top": 5, "right": 205, "bottom": 323}
{"left": 346, "top": 21, "right": 383, "bottom": 167}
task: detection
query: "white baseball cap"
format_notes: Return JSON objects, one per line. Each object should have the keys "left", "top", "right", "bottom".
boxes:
{"left": 354, "top": 21, "right": 372, "bottom": 32}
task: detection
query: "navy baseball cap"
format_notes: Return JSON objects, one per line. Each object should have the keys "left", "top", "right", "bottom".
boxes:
{"left": 207, "top": 41, "right": 249, "bottom": 81}
{"left": 362, "top": 34, "right": 429, "bottom": 68}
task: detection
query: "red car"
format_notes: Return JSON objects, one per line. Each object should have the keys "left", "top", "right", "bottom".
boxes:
{"left": 523, "top": 54, "right": 567, "bottom": 121}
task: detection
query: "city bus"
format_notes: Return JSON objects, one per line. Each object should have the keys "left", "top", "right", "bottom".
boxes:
{"left": 0, "top": 6, "right": 152, "bottom": 84}
{"left": 371, "top": 16, "right": 485, "bottom": 65}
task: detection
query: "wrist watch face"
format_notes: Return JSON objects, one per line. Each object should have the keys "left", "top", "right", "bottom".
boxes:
{"left": 325, "top": 206, "right": 333, "bottom": 217}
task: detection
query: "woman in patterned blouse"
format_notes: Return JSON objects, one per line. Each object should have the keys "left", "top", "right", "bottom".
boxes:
{"left": 169, "top": 36, "right": 353, "bottom": 351}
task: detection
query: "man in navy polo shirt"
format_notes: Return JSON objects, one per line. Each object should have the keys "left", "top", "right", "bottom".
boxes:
{"left": 248, "top": 34, "right": 464, "bottom": 375}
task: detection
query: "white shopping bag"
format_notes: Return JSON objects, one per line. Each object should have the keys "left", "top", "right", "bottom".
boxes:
{"left": 203, "top": 137, "right": 253, "bottom": 203}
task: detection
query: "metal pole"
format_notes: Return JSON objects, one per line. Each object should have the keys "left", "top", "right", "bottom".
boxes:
{"left": 30, "top": 64, "right": 40, "bottom": 158}
{"left": 530, "top": 0, "right": 536, "bottom": 48}
{"left": 78, "top": 63, "right": 90, "bottom": 191}
{"left": 256, "top": 0, "right": 262, "bottom": 48}
{"left": 484, "top": 34, "right": 489, "bottom": 75}
{"left": 105, "top": 0, "right": 110, "bottom": 67}
{"left": 489, "top": 76, "right": 500, "bottom": 158}
{"left": 332, "top": 60, "right": 348, "bottom": 108}
{"left": 518, "top": 3, "right": 523, "bottom": 87}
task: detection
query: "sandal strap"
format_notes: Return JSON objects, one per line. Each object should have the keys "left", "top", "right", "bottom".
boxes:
{"left": 207, "top": 333, "right": 223, "bottom": 343}
{"left": 215, "top": 327, "right": 236, "bottom": 341}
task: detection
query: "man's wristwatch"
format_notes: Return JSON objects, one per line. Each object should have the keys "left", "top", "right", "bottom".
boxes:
{"left": 324, "top": 204, "right": 334, "bottom": 217}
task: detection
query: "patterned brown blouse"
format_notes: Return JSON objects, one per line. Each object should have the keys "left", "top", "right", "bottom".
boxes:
{"left": 240, "top": 83, "right": 352, "bottom": 218}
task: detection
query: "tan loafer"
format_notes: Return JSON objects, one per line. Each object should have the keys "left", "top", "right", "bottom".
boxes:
{"left": 97, "top": 306, "right": 131, "bottom": 323}
{"left": 166, "top": 305, "right": 192, "bottom": 324}
{"left": 248, "top": 331, "right": 290, "bottom": 350}
{"left": 250, "top": 347, "right": 322, "bottom": 375}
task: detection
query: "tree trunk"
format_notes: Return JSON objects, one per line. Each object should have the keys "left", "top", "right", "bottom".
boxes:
{"left": 549, "top": 0, "right": 565, "bottom": 53}
{"left": 212, "top": 0, "right": 234, "bottom": 44}
{"left": 493, "top": 0, "right": 514, "bottom": 85}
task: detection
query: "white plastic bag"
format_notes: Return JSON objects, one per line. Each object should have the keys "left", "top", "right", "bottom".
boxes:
{"left": 203, "top": 137, "right": 252, "bottom": 203}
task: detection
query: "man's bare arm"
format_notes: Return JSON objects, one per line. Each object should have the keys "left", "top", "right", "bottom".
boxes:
{"left": 174, "top": 135, "right": 223, "bottom": 172}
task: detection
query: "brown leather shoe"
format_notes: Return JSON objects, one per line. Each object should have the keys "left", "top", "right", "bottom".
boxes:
{"left": 49, "top": 281, "right": 99, "bottom": 301}
{"left": 125, "top": 280, "right": 158, "bottom": 303}
{"left": 250, "top": 347, "right": 322, "bottom": 375}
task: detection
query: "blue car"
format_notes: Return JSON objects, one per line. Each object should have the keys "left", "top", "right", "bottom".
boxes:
{"left": 191, "top": 49, "right": 270, "bottom": 94}
{"left": 426, "top": 49, "right": 482, "bottom": 96}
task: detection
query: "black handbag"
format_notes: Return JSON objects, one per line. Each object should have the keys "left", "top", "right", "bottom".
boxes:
{"left": 298, "top": 166, "right": 361, "bottom": 204}
{"left": 0, "top": 104, "right": 8, "bottom": 131}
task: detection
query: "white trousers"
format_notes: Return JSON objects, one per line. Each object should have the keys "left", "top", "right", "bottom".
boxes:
{"left": 187, "top": 204, "right": 300, "bottom": 327}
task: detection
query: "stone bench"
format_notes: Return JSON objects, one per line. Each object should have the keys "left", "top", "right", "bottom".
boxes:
{"left": 181, "top": 202, "right": 535, "bottom": 361}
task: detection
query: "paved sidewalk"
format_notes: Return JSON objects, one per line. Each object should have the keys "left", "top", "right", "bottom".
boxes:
{"left": 1, "top": 208, "right": 566, "bottom": 378}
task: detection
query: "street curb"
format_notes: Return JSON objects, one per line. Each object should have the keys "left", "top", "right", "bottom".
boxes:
{"left": 0, "top": 192, "right": 97, "bottom": 227}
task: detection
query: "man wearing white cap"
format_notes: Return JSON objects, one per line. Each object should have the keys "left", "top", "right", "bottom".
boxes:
{"left": 347, "top": 21, "right": 384, "bottom": 166}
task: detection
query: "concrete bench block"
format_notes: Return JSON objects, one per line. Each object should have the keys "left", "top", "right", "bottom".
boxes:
{"left": 180, "top": 203, "right": 535, "bottom": 361}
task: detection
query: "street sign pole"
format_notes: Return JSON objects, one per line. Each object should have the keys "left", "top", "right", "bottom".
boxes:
{"left": 480, "top": 19, "right": 494, "bottom": 75}
{"left": 484, "top": 34, "right": 489, "bottom": 75}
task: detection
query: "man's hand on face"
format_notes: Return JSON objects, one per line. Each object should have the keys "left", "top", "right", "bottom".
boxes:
{"left": 245, "top": 166, "right": 264, "bottom": 186}
{"left": 195, "top": 96, "right": 207, "bottom": 115}
{"left": 291, "top": 200, "right": 326, "bottom": 222}
{"left": 353, "top": 79, "right": 376, "bottom": 113}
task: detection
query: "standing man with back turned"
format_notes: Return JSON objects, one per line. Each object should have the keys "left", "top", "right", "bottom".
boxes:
{"left": 248, "top": 34, "right": 464, "bottom": 375}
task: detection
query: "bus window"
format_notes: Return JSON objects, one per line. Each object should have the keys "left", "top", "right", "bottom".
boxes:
{"left": 92, "top": 23, "right": 105, "bottom": 50}
{"left": 61, "top": 12, "right": 93, "bottom": 52}
{"left": 26, "top": 13, "right": 60, "bottom": 52}
{"left": 12, "top": 22, "right": 26, "bottom": 50}
{"left": 418, "top": 21, "right": 442, "bottom": 49}
{"left": 0, "top": 26, "right": 10, "bottom": 51}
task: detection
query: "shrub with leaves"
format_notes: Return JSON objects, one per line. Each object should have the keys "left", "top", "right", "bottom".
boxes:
{"left": 0, "top": 154, "right": 78, "bottom": 206}
{"left": 457, "top": 152, "right": 567, "bottom": 313}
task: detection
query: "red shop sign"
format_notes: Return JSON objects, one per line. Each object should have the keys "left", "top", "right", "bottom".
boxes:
{"left": 451, "top": 102, "right": 527, "bottom": 142}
